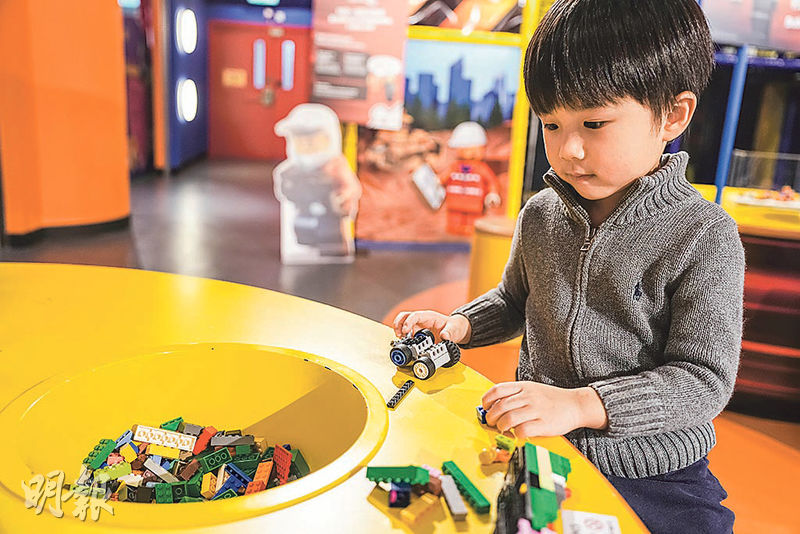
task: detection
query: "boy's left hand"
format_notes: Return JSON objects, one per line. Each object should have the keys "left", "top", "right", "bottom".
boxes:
{"left": 482, "top": 382, "right": 609, "bottom": 439}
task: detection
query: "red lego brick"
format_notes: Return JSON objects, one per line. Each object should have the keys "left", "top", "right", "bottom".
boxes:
{"left": 273, "top": 445, "right": 291, "bottom": 486}
{"left": 193, "top": 426, "right": 217, "bottom": 455}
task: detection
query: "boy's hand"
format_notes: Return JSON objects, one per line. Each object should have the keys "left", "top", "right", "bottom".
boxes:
{"left": 482, "top": 382, "right": 608, "bottom": 439}
{"left": 392, "top": 310, "right": 472, "bottom": 345}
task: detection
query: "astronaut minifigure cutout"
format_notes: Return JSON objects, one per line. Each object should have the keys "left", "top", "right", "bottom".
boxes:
{"left": 273, "top": 104, "right": 362, "bottom": 264}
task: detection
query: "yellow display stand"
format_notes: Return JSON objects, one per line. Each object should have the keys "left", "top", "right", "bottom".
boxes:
{"left": 0, "top": 263, "right": 646, "bottom": 533}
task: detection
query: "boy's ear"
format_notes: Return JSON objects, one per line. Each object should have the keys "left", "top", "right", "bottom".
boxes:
{"left": 662, "top": 91, "right": 698, "bottom": 142}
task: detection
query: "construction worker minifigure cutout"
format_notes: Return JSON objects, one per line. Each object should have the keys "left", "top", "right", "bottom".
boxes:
{"left": 440, "top": 121, "right": 501, "bottom": 235}
{"left": 273, "top": 104, "right": 362, "bottom": 264}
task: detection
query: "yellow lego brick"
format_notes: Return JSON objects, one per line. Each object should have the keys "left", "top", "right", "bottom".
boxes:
{"left": 119, "top": 443, "right": 138, "bottom": 463}
{"left": 535, "top": 445, "right": 555, "bottom": 492}
{"left": 254, "top": 436, "right": 268, "bottom": 454}
{"left": 401, "top": 493, "right": 439, "bottom": 524}
{"left": 147, "top": 443, "right": 181, "bottom": 459}
{"left": 201, "top": 472, "right": 217, "bottom": 500}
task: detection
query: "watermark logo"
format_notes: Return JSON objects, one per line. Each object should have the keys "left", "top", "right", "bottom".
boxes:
{"left": 21, "top": 470, "right": 114, "bottom": 522}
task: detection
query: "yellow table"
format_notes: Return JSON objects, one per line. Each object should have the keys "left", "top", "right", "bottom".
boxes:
{"left": 0, "top": 263, "right": 647, "bottom": 533}
{"left": 694, "top": 184, "right": 800, "bottom": 241}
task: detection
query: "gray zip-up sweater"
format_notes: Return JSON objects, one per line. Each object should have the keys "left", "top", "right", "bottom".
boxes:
{"left": 454, "top": 152, "right": 745, "bottom": 478}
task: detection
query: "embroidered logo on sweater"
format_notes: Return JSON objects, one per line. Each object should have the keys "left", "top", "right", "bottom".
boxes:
{"left": 633, "top": 281, "right": 643, "bottom": 301}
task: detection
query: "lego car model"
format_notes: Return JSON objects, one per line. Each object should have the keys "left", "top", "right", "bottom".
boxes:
{"left": 389, "top": 329, "right": 461, "bottom": 380}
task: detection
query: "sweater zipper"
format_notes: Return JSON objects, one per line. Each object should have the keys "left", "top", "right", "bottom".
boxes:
{"left": 569, "top": 225, "right": 597, "bottom": 380}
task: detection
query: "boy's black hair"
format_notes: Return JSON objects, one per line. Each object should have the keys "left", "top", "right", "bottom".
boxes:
{"left": 524, "top": 0, "right": 714, "bottom": 121}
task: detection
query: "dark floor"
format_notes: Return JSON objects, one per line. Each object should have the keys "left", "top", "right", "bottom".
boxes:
{"left": 0, "top": 160, "right": 470, "bottom": 322}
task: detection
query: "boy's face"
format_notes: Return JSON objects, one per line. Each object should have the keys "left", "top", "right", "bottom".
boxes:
{"left": 539, "top": 98, "right": 669, "bottom": 201}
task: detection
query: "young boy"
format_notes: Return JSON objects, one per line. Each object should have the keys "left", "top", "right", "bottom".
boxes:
{"left": 393, "top": 1, "right": 744, "bottom": 532}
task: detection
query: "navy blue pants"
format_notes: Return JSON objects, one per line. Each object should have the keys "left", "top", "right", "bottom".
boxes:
{"left": 605, "top": 457, "right": 734, "bottom": 534}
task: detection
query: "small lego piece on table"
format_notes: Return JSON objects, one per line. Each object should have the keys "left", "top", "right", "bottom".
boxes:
{"left": 476, "top": 406, "right": 488, "bottom": 424}
{"left": 389, "top": 482, "right": 411, "bottom": 508}
{"left": 400, "top": 493, "right": 440, "bottom": 524}
{"left": 495, "top": 434, "right": 515, "bottom": 452}
{"left": 366, "top": 466, "right": 430, "bottom": 486}
{"left": 386, "top": 380, "right": 414, "bottom": 409}
{"left": 440, "top": 475, "right": 468, "bottom": 520}
{"left": 441, "top": 461, "right": 490, "bottom": 514}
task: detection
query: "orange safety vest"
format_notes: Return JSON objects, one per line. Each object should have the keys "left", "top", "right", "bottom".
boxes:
{"left": 442, "top": 160, "right": 499, "bottom": 213}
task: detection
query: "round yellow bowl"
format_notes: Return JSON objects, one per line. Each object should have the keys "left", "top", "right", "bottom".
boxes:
{"left": 0, "top": 343, "right": 388, "bottom": 528}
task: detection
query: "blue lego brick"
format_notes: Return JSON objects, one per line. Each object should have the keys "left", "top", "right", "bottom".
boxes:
{"left": 226, "top": 463, "right": 252, "bottom": 486}
{"left": 115, "top": 430, "right": 134, "bottom": 449}
{"left": 476, "top": 406, "right": 488, "bottom": 424}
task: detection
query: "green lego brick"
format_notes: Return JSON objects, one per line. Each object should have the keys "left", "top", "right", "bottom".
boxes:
{"left": 495, "top": 434, "right": 516, "bottom": 452}
{"left": 211, "top": 488, "right": 237, "bottom": 500}
{"left": 180, "top": 496, "right": 204, "bottom": 503}
{"left": 187, "top": 472, "right": 202, "bottom": 497}
{"left": 197, "top": 447, "right": 232, "bottom": 473}
{"left": 94, "top": 462, "right": 131, "bottom": 483}
{"left": 548, "top": 451, "right": 571, "bottom": 479}
{"left": 160, "top": 417, "right": 184, "bottom": 432}
{"left": 170, "top": 481, "right": 188, "bottom": 502}
{"left": 290, "top": 449, "right": 310, "bottom": 478}
{"left": 231, "top": 451, "right": 260, "bottom": 473}
{"left": 366, "top": 466, "right": 429, "bottom": 486}
{"left": 261, "top": 446, "right": 274, "bottom": 461}
{"left": 82, "top": 439, "right": 116, "bottom": 470}
{"left": 529, "top": 486, "right": 559, "bottom": 530}
{"left": 155, "top": 483, "right": 173, "bottom": 504}
{"left": 441, "top": 461, "right": 490, "bottom": 514}
{"left": 235, "top": 444, "right": 252, "bottom": 456}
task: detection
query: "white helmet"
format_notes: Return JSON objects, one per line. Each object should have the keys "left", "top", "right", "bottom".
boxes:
{"left": 448, "top": 121, "right": 487, "bottom": 148}
{"left": 275, "top": 103, "right": 342, "bottom": 168}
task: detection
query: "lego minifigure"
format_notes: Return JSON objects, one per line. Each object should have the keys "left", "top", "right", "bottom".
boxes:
{"left": 440, "top": 121, "right": 501, "bottom": 235}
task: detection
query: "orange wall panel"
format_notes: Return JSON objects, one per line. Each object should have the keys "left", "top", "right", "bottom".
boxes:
{"left": 0, "top": 0, "right": 130, "bottom": 235}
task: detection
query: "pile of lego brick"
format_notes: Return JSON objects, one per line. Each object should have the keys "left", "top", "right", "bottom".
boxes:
{"left": 365, "top": 461, "right": 490, "bottom": 524}
{"left": 72, "top": 417, "right": 311, "bottom": 503}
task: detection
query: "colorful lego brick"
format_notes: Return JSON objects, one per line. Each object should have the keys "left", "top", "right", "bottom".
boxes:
{"left": 160, "top": 417, "right": 184, "bottom": 432}
{"left": 117, "top": 473, "right": 143, "bottom": 487}
{"left": 83, "top": 439, "right": 116, "bottom": 470}
{"left": 115, "top": 429, "right": 134, "bottom": 449}
{"left": 187, "top": 472, "right": 203, "bottom": 497}
{"left": 495, "top": 449, "right": 511, "bottom": 463}
{"left": 235, "top": 444, "right": 252, "bottom": 456}
{"left": 148, "top": 443, "right": 181, "bottom": 460}
{"left": 386, "top": 380, "right": 414, "bottom": 409}
{"left": 200, "top": 472, "right": 217, "bottom": 499}
{"left": 244, "top": 480, "right": 266, "bottom": 494}
{"left": 272, "top": 445, "right": 292, "bottom": 485}
{"left": 170, "top": 481, "right": 188, "bottom": 502}
{"left": 400, "top": 493, "right": 440, "bottom": 524}
{"left": 180, "top": 496, "right": 204, "bottom": 503}
{"left": 179, "top": 450, "right": 193, "bottom": 461}
{"left": 210, "top": 488, "right": 237, "bottom": 500}
{"left": 253, "top": 461, "right": 273, "bottom": 484}
{"left": 179, "top": 459, "right": 201, "bottom": 481}
{"left": 476, "top": 405, "right": 488, "bottom": 424}
{"left": 389, "top": 482, "right": 412, "bottom": 508}
{"left": 495, "top": 435, "right": 515, "bottom": 452}
{"left": 133, "top": 424, "right": 196, "bottom": 452}
{"left": 119, "top": 443, "right": 138, "bottom": 463}
{"left": 193, "top": 426, "right": 217, "bottom": 455}
{"left": 155, "top": 483, "right": 173, "bottom": 504}
{"left": 440, "top": 475, "right": 468, "bottom": 521}
{"left": 94, "top": 462, "right": 131, "bottom": 483}
{"left": 226, "top": 462, "right": 252, "bottom": 486}
{"left": 231, "top": 451, "right": 261, "bottom": 473}
{"left": 135, "top": 485, "right": 154, "bottom": 503}
{"left": 182, "top": 423, "right": 204, "bottom": 437}
{"left": 441, "top": 461, "right": 490, "bottom": 514}
{"left": 197, "top": 447, "right": 232, "bottom": 474}
{"left": 290, "top": 449, "right": 310, "bottom": 478}
{"left": 144, "top": 457, "right": 179, "bottom": 483}
{"left": 366, "top": 466, "right": 430, "bottom": 486}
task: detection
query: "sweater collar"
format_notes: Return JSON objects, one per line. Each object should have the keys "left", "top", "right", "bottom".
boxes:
{"left": 543, "top": 151, "right": 700, "bottom": 227}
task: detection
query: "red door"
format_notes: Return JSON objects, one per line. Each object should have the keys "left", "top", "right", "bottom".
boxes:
{"left": 208, "top": 22, "right": 311, "bottom": 160}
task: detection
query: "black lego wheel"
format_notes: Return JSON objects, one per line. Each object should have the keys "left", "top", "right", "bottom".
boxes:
{"left": 413, "top": 329, "right": 436, "bottom": 345}
{"left": 390, "top": 345, "right": 414, "bottom": 367}
{"left": 441, "top": 340, "right": 461, "bottom": 368}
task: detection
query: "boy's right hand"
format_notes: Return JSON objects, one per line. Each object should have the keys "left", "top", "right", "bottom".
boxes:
{"left": 392, "top": 310, "right": 472, "bottom": 345}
